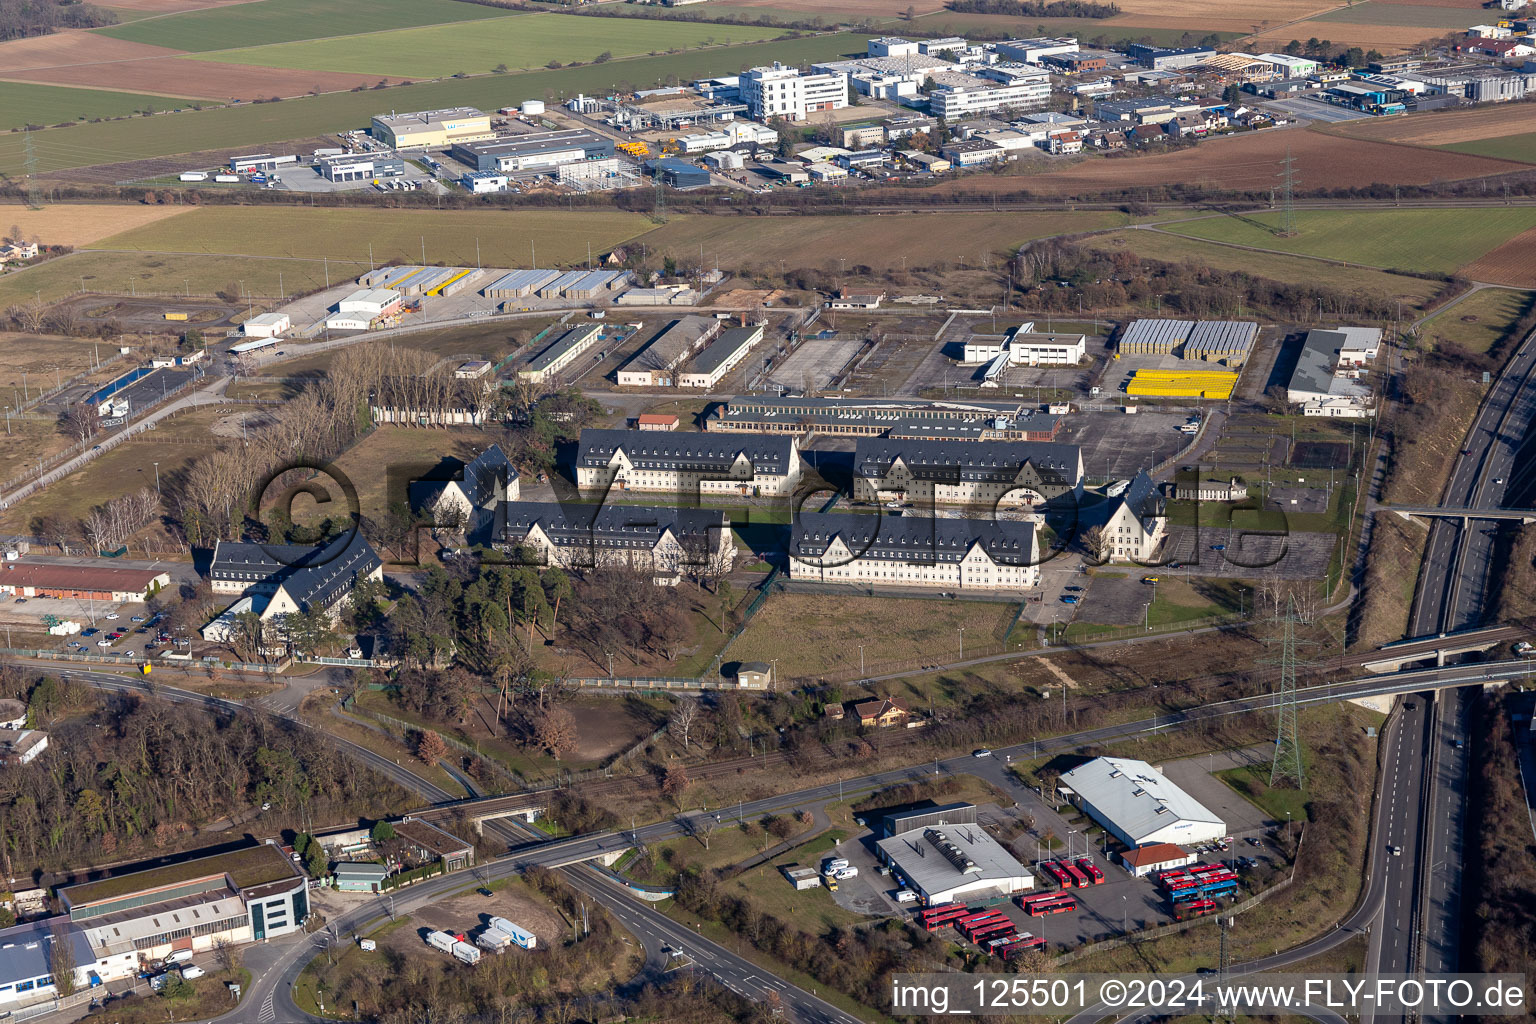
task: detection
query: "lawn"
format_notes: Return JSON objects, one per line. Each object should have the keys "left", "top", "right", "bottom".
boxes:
{"left": 1160, "top": 209, "right": 1536, "bottom": 276}
{"left": 1419, "top": 287, "right": 1533, "bottom": 355}
{"left": 1086, "top": 231, "right": 1444, "bottom": 309}
{"left": 2, "top": 35, "right": 867, "bottom": 176}
{"left": 0, "top": 249, "right": 369, "bottom": 307}
{"left": 0, "top": 81, "right": 206, "bottom": 132}
{"left": 204, "top": 13, "right": 783, "bottom": 79}
{"left": 0, "top": 407, "right": 225, "bottom": 533}
{"left": 328, "top": 425, "right": 506, "bottom": 524}
{"left": 95, "top": 0, "right": 510, "bottom": 51}
{"left": 729, "top": 592, "right": 1020, "bottom": 680}
{"left": 1444, "top": 131, "right": 1536, "bottom": 164}
{"left": 635, "top": 211, "right": 1125, "bottom": 271}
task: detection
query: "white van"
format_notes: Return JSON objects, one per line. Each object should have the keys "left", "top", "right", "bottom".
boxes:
{"left": 893, "top": 889, "right": 918, "bottom": 904}
{"left": 180, "top": 965, "right": 206, "bottom": 981}
{"left": 165, "top": 950, "right": 194, "bottom": 966}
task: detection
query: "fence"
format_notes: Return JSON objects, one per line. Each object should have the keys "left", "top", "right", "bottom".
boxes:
{"left": 14, "top": 350, "right": 129, "bottom": 414}
{"left": 0, "top": 647, "right": 284, "bottom": 674}
{"left": 1054, "top": 874, "right": 1295, "bottom": 967}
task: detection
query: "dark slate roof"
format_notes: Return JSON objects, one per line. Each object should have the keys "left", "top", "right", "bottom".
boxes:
{"left": 502, "top": 501, "right": 726, "bottom": 551}
{"left": 456, "top": 445, "right": 515, "bottom": 508}
{"left": 1120, "top": 469, "right": 1160, "bottom": 517}
{"left": 791, "top": 512, "right": 1037, "bottom": 566}
{"left": 853, "top": 437, "right": 1080, "bottom": 485}
{"left": 576, "top": 428, "right": 795, "bottom": 474}
{"left": 210, "top": 532, "right": 381, "bottom": 614}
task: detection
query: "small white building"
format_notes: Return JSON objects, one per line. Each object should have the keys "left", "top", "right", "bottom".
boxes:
{"left": 0, "top": 728, "right": 47, "bottom": 765}
{"left": 335, "top": 287, "right": 402, "bottom": 319}
{"left": 461, "top": 172, "right": 509, "bottom": 193}
{"left": 874, "top": 804, "right": 1034, "bottom": 905}
{"left": 243, "top": 312, "right": 291, "bottom": 338}
{"left": 1059, "top": 756, "right": 1227, "bottom": 848}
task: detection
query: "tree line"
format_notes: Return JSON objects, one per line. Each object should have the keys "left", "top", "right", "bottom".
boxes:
{"left": 0, "top": 667, "right": 408, "bottom": 876}
{"left": 946, "top": 0, "right": 1122, "bottom": 16}
{"left": 0, "top": 0, "right": 116, "bottom": 40}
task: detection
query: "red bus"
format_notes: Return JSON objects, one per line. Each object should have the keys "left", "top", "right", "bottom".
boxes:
{"left": 957, "top": 912, "right": 1009, "bottom": 937}
{"left": 1018, "top": 892, "right": 1067, "bottom": 909}
{"left": 1187, "top": 863, "right": 1224, "bottom": 878}
{"left": 1174, "top": 899, "right": 1218, "bottom": 921}
{"left": 984, "top": 931, "right": 1025, "bottom": 951}
{"left": 1154, "top": 867, "right": 1189, "bottom": 883}
{"left": 919, "top": 905, "right": 969, "bottom": 930}
{"left": 1200, "top": 869, "right": 1239, "bottom": 884}
{"left": 1075, "top": 858, "right": 1105, "bottom": 885}
{"left": 1039, "top": 861, "right": 1071, "bottom": 887}
{"left": 1025, "top": 896, "right": 1078, "bottom": 917}
{"left": 1061, "top": 862, "right": 1090, "bottom": 889}
{"left": 958, "top": 909, "right": 1008, "bottom": 927}
{"left": 968, "top": 920, "right": 1018, "bottom": 944}
{"left": 1000, "top": 935, "right": 1048, "bottom": 959}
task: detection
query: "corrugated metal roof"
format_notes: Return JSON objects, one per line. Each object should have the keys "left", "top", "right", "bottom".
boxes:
{"left": 1059, "top": 757, "right": 1223, "bottom": 844}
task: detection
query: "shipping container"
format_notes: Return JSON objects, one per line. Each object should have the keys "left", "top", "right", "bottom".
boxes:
{"left": 489, "top": 917, "right": 537, "bottom": 949}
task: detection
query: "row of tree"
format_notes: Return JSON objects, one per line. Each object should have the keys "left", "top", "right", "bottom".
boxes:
{"left": 946, "top": 0, "right": 1122, "bottom": 16}
{"left": 0, "top": 0, "right": 117, "bottom": 41}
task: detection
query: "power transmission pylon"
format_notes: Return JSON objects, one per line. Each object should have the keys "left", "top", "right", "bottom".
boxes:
{"left": 1275, "top": 148, "right": 1299, "bottom": 238}
{"left": 23, "top": 132, "right": 43, "bottom": 210}
{"left": 1265, "top": 595, "right": 1309, "bottom": 789}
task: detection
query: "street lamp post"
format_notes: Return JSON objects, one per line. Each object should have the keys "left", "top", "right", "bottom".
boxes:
{"left": 859, "top": 645, "right": 865, "bottom": 676}
{"left": 958, "top": 626, "right": 965, "bottom": 661}
{"left": 152, "top": 462, "right": 160, "bottom": 495}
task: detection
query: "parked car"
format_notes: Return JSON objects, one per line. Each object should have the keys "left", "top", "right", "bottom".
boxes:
{"left": 180, "top": 966, "right": 205, "bottom": 981}
{"left": 972, "top": 748, "right": 993, "bottom": 758}
{"left": 1061, "top": 595, "right": 1079, "bottom": 604}
{"left": 105, "top": 613, "right": 119, "bottom": 620}
{"left": 97, "top": 640, "right": 111, "bottom": 647}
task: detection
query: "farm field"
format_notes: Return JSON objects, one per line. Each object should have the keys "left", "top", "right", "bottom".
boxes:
{"left": 1248, "top": 18, "right": 1441, "bottom": 48}
{"left": 0, "top": 207, "right": 654, "bottom": 306}
{"left": 201, "top": 13, "right": 783, "bottom": 79}
{"left": 1309, "top": 1, "right": 1481, "bottom": 26}
{"left": 1084, "top": 230, "right": 1446, "bottom": 307}
{"left": 633, "top": 211, "right": 1125, "bottom": 271}
{"left": 905, "top": 10, "right": 1245, "bottom": 43}
{"left": 2, "top": 34, "right": 866, "bottom": 177}
{"left": 1464, "top": 227, "right": 1536, "bottom": 288}
{"left": 1326, "top": 103, "right": 1536, "bottom": 147}
{"left": 97, "top": 206, "right": 658, "bottom": 268}
{"left": 920, "top": 128, "right": 1528, "bottom": 198}
{"left": 0, "top": 204, "right": 193, "bottom": 245}
{"left": 729, "top": 592, "right": 1019, "bottom": 680}
{"left": 1159, "top": 208, "right": 1536, "bottom": 275}
{"left": 1444, "top": 132, "right": 1536, "bottom": 164}
{"left": 702, "top": 0, "right": 946, "bottom": 17}
{"left": 0, "top": 81, "right": 206, "bottom": 131}
{"left": 1419, "top": 288, "right": 1532, "bottom": 355}
{"left": 95, "top": 0, "right": 510, "bottom": 51}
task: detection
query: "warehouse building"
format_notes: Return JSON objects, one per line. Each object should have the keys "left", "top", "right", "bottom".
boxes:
{"left": 617, "top": 316, "right": 723, "bottom": 386}
{"left": 852, "top": 437, "right": 1083, "bottom": 506}
{"left": 1058, "top": 756, "right": 1226, "bottom": 848}
{"left": 708, "top": 395, "right": 1063, "bottom": 441}
{"left": 676, "top": 120, "right": 779, "bottom": 153}
{"left": 964, "top": 324, "right": 1087, "bottom": 366}
{"left": 1127, "top": 44, "right": 1215, "bottom": 69}
{"left": 60, "top": 842, "right": 307, "bottom": 976}
{"left": 791, "top": 511, "right": 1041, "bottom": 590}
{"left": 496, "top": 501, "right": 733, "bottom": 582}
{"left": 229, "top": 153, "right": 297, "bottom": 174}
{"left": 451, "top": 130, "right": 615, "bottom": 173}
{"left": 875, "top": 804, "right": 1034, "bottom": 906}
{"left": 538, "top": 271, "right": 590, "bottom": 299}
{"left": 741, "top": 63, "right": 849, "bottom": 121}
{"left": 518, "top": 323, "right": 604, "bottom": 383}
{"left": 1182, "top": 320, "right": 1258, "bottom": 368}
{"left": 372, "top": 107, "right": 493, "bottom": 149}
{"left": 1287, "top": 327, "right": 1379, "bottom": 417}
{"left": 1118, "top": 318, "right": 1194, "bottom": 355}
{"left": 993, "top": 36, "right": 1079, "bottom": 63}
{"left": 483, "top": 268, "right": 561, "bottom": 299}
{"left": 0, "top": 563, "right": 170, "bottom": 602}
{"left": 316, "top": 152, "right": 405, "bottom": 182}
{"left": 941, "top": 138, "right": 1006, "bottom": 167}
{"left": 573, "top": 428, "right": 802, "bottom": 497}
{"left": 563, "top": 270, "right": 631, "bottom": 299}
{"left": 649, "top": 158, "right": 711, "bottom": 189}
{"left": 335, "top": 287, "right": 402, "bottom": 319}
{"left": 678, "top": 325, "right": 765, "bottom": 389}
{"left": 243, "top": 312, "right": 290, "bottom": 338}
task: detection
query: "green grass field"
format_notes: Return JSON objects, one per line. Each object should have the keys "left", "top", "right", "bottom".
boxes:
{"left": 0, "top": 207, "right": 656, "bottom": 306}
{"left": 1160, "top": 209, "right": 1536, "bottom": 275}
{"left": 1443, "top": 132, "right": 1536, "bottom": 164}
{"left": 902, "top": 9, "right": 1245, "bottom": 44}
{"left": 3, "top": 34, "right": 865, "bottom": 176}
{"left": 95, "top": 0, "right": 509, "bottom": 52}
{"left": 1309, "top": 1, "right": 1482, "bottom": 27}
{"left": 1087, "top": 229, "right": 1445, "bottom": 307}
{"left": 202, "top": 13, "right": 783, "bottom": 78}
{"left": 0, "top": 81, "right": 208, "bottom": 132}
{"left": 1419, "top": 287, "right": 1533, "bottom": 354}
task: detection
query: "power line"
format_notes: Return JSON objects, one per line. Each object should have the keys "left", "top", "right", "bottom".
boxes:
{"left": 1265, "top": 595, "right": 1310, "bottom": 789}
{"left": 1275, "top": 148, "right": 1300, "bottom": 238}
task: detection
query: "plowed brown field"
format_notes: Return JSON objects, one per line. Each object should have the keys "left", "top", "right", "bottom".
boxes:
{"left": 723, "top": 0, "right": 947, "bottom": 13}
{"left": 109, "top": 0, "right": 259, "bottom": 9}
{"left": 909, "top": 128, "right": 1528, "bottom": 198}
{"left": 1327, "top": 104, "right": 1536, "bottom": 146}
{"left": 0, "top": 203, "right": 193, "bottom": 245}
{"left": 1249, "top": 21, "right": 1445, "bottom": 49}
{"left": 8, "top": 59, "right": 403, "bottom": 100}
{"left": 0, "top": 27, "right": 404, "bottom": 99}
{"left": 1463, "top": 227, "right": 1536, "bottom": 287}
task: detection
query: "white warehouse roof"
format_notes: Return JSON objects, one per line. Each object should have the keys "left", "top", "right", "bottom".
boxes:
{"left": 876, "top": 814, "right": 1034, "bottom": 905}
{"left": 1059, "top": 756, "right": 1225, "bottom": 848}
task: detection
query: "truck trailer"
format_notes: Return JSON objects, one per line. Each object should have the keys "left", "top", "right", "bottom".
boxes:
{"left": 489, "top": 917, "right": 537, "bottom": 950}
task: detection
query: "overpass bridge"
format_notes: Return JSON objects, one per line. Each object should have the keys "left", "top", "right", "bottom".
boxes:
{"left": 412, "top": 791, "right": 553, "bottom": 835}
{"left": 1359, "top": 624, "right": 1525, "bottom": 673}
{"left": 1383, "top": 505, "right": 1536, "bottom": 524}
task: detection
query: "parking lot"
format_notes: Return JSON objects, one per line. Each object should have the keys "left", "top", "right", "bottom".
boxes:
{"left": 1159, "top": 526, "right": 1337, "bottom": 580}
{"left": 1058, "top": 410, "right": 1191, "bottom": 480}
{"left": 763, "top": 335, "right": 865, "bottom": 393}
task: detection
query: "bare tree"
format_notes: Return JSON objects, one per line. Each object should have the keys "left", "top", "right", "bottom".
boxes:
{"left": 534, "top": 706, "right": 577, "bottom": 761}
{"left": 48, "top": 923, "right": 76, "bottom": 996}
{"left": 669, "top": 697, "right": 699, "bottom": 751}
{"left": 60, "top": 403, "right": 98, "bottom": 442}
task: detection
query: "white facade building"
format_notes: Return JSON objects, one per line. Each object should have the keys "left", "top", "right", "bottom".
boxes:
{"left": 243, "top": 312, "right": 290, "bottom": 338}
{"left": 853, "top": 438, "right": 1083, "bottom": 506}
{"left": 573, "top": 428, "right": 802, "bottom": 497}
{"left": 498, "top": 502, "right": 733, "bottom": 583}
{"left": 741, "top": 63, "right": 848, "bottom": 121}
{"left": 875, "top": 804, "right": 1035, "bottom": 905}
{"left": 1097, "top": 473, "right": 1167, "bottom": 563}
{"left": 927, "top": 70, "right": 1050, "bottom": 118}
{"left": 791, "top": 513, "right": 1041, "bottom": 591}
{"left": 1060, "top": 757, "right": 1227, "bottom": 848}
